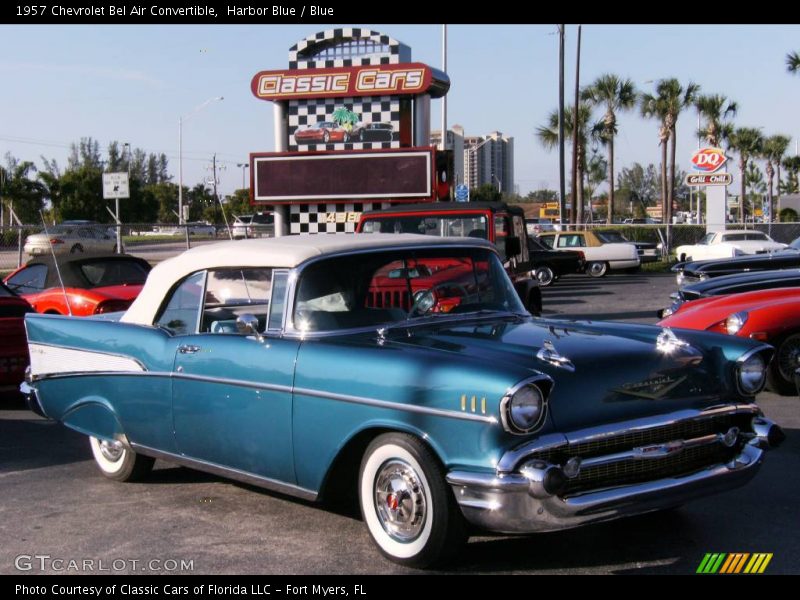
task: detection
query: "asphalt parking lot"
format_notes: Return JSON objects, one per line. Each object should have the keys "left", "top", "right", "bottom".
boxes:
{"left": 1, "top": 271, "right": 798, "bottom": 575}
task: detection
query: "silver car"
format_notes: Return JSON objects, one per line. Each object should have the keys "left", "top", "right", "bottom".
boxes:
{"left": 24, "top": 224, "right": 120, "bottom": 256}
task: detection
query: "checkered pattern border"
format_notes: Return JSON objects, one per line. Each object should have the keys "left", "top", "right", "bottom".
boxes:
{"left": 288, "top": 28, "right": 409, "bottom": 70}
{"left": 290, "top": 202, "right": 390, "bottom": 234}
{"left": 288, "top": 96, "right": 400, "bottom": 152}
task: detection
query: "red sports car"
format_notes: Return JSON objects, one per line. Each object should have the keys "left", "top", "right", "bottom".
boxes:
{"left": 0, "top": 281, "right": 33, "bottom": 393}
{"left": 4, "top": 254, "right": 151, "bottom": 317}
{"left": 658, "top": 286, "right": 800, "bottom": 394}
{"left": 293, "top": 121, "right": 349, "bottom": 144}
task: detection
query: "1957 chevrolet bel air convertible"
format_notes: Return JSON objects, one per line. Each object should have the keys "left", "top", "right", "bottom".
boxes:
{"left": 22, "top": 234, "right": 783, "bottom": 567}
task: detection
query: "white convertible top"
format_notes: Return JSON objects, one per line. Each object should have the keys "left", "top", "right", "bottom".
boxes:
{"left": 121, "top": 233, "right": 493, "bottom": 325}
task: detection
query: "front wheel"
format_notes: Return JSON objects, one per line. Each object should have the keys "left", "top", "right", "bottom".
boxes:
{"left": 587, "top": 261, "right": 608, "bottom": 278}
{"left": 767, "top": 332, "right": 800, "bottom": 395}
{"left": 89, "top": 436, "right": 154, "bottom": 482}
{"left": 534, "top": 265, "right": 555, "bottom": 287}
{"left": 359, "top": 433, "right": 466, "bottom": 568}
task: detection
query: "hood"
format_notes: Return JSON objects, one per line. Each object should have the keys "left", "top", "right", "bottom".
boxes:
{"left": 661, "top": 287, "right": 800, "bottom": 330}
{"left": 375, "top": 316, "right": 759, "bottom": 431}
{"left": 683, "top": 249, "right": 800, "bottom": 275}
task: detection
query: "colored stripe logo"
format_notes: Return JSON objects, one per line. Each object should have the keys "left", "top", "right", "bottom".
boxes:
{"left": 697, "top": 553, "right": 773, "bottom": 574}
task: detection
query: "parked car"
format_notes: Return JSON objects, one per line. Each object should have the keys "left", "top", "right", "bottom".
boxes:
{"left": 536, "top": 230, "right": 640, "bottom": 277}
{"left": 357, "top": 202, "right": 542, "bottom": 313}
{"left": 673, "top": 242, "right": 800, "bottom": 287}
{"left": 659, "top": 287, "right": 800, "bottom": 394}
{"left": 24, "top": 223, "right": 121, "bottom": 256}
{"left": 158, "top": 222, "right": 216, "bottom": 237}
{"left": 350, "top": 122, "right": 394, "bottom": 142}
{"left": 293, "top": 121, "right": 349, "bottom": 144}
{"left": 0, "top": 281, "right": 32, "bottom": 393}
{"left": 593, "top": 230, "right": 660, "bottom": 263}
{"left": 525, "top": 218, "right": 562, "bottom": 235}
{"left": 527, "top": 236, "right": 584, "bottom": 286}
{"left": 4, "top": 254, "right": 151, "bottom": 316}
{"left": 22, "top": 234, "right": 782, "bottom": 567}
{"left": 232, "top": 213, "right": 274, "bottom": 239}
{"left": 659, "top": 269, "right": 800, "bottom": 318}
{"left": 674, "top": 230, "right": 786, "bottom": 263}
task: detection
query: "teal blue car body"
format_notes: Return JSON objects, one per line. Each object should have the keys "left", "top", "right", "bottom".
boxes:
{"left": 22, "top": 235, "right": 783, "bottom": 566}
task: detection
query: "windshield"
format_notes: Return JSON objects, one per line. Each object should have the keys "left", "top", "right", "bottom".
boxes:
{"left": 698, "top": 233, "right": 715, "bottom": 245}
{"left": 790, "top": 237, "right": 800, "bottom": 250}
{"left": 360, "top": 215, "right": 489, "bottom": 239}
{"left": 292, "top": 247, "right": 524, "bottom": 332}
{"left": 595, "top": 231, "right": 628, "bottom": 243}
{"left": 0, "top": 282, "right": 15, "bottom": 297}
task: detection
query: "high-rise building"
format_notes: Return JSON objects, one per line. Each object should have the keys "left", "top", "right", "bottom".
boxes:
{"left": 431, "top": 128, "right": 514, "bottom": 195}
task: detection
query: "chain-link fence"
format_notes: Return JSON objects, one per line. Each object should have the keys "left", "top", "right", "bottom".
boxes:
{"left": 0, "top": 223, "right": 256, "bottom": 274}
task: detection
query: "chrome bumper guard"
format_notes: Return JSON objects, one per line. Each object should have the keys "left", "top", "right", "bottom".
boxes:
{"left": 447, "top": 408, "right": 782, "bottom": 534}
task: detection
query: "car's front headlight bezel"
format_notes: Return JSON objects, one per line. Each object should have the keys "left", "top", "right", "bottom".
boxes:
{"left": 736, "top": 347, "right": 770, "bottom": 396}
{"left": 725, "top": 311, "right": 749, "bottom": 335}
{"left": 500, "top": 377, "right": 552, "bottom": 435}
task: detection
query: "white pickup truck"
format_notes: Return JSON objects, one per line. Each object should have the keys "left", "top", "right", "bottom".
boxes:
{"left": 537, "top": 231, "right": 640, "bottom": 277}
{"left": 675, "top": 230, "right": 786, "bottom": 262}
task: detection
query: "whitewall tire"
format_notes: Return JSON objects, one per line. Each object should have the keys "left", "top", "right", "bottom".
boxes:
{"left": 89, "top": 436, "right": 154, "bottom": 482}
{"left": 358, "top": 433, "right": 466, "bottom": 568}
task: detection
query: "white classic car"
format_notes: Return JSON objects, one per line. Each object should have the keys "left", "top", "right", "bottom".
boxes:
{"left": 675, "top": 230, "right": 787, "bottom": 262}
{"left": 536, "top": 231, "right": 640, "bottom": 277}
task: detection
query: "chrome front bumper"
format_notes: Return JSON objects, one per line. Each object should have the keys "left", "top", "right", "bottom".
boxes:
{"left": 447, "top": 409, "right": 781, "bottom": 534}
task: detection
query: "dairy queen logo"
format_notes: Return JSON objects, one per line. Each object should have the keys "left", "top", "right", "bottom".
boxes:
{"left": 691, "top": 147, "right": 728, "bottom": 172}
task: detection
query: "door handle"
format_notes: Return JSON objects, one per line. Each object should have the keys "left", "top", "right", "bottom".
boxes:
{"left": 178, "top": 344, "right": 201, "bottom": 354}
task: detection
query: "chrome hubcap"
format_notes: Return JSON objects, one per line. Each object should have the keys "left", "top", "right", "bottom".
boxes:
{"left": 536, "top": 268, "right": 553, "bottom": 285}
{"left": 374, "top": 459, "right": 426, "bottom": 542}
{"left": 99, "top": 439, "right": 124, "bottom": 462}
{"left": 590, "top": 263, "right": 604, "bottom": 275}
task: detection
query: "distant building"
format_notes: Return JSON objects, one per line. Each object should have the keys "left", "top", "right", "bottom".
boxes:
{"left": 433, "top": 128, "right": 514, "bottom": 194}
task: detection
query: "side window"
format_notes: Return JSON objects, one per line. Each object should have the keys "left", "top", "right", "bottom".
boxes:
{"left": 494, "top": 215, "right": 510, "bottom": 257}
{"left": 267, "top": 271, "right": 289, "bottom": 331}
{"left": 7, "top": 264, "right": 47, "bottom": 294}
{"left": 201, "top": 268, "right": 272, "bottom": 334}
{"left": 557, "top": 235, "right": 584, "bottom": 248}
{"left": 155, "top": 272, "right": 205, "bottom": 335}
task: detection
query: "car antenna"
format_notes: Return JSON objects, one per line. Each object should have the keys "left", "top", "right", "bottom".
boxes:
{"left": 39, "top": 210, "right": 73, "bottom": 316}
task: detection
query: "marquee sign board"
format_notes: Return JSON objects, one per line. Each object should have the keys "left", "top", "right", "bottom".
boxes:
{"left": 251, "top": 148, "right": 434, "bottom": 203}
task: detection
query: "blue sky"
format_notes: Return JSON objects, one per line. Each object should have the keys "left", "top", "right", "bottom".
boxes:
{"left": 0, "top": 24, "right": 798, "bottom": 197}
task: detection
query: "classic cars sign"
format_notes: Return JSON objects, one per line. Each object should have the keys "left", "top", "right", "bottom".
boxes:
{"left": 251, "top": 63, "right": 449, "bottom": 101}
{"left": 691, "top": 147, "right": 728, "bottom": 173}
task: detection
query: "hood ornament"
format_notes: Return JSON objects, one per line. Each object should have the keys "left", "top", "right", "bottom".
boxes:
{"left": 536, "top": 339, "right": 575, "bottom": 372}
{"left": 656, "top": 328, "right": 689, "bottom": 354}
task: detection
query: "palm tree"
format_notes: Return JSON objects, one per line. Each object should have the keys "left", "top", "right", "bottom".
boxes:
{"left": 695, "top": 94, "right": 738, "bottom": 147}
{"left": 537, "top": 102, "right": 594, "bottom": 223}
{"left": 762, "top": 135, "right": 792, "bottom": 219}
{"left": 640, "top": 90, "right": 671, "bottom": 228}
{"left": 728, "top": 128, "right": 763, "bottom": 223}
{"left": 787, "top": 51, "right": 800, "bottom": 74}
{"left": 582, "top": 75, "right": 637, "bottom": 224}
{"left": 641, "top": 79, "right": 699, "bottom": 230}
{"left": 781, "top": 156, "right": 800, "bottom": 194}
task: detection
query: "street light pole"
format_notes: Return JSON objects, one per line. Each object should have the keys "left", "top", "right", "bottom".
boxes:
{"left": 178, "top": 96, "right": 223, "bottom": 225}
{"left": 120, "top": 142, "right": 130, "bottom": 253}
{"left": 236, "top": 163, "right": 249, "bottom": 190}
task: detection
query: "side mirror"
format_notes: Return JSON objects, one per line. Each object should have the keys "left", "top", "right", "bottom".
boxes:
{"left": 236, "top": 314, "right": 263, "bottom": 341}
{"left": 505, "top": 235, "right": 522, "bottom": 258}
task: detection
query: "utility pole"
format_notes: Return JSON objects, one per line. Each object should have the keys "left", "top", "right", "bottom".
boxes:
{"left": 572, "top": 25, "right": 582, "bottom": 225}
{"left": 558, "top": 25, "right": 566, "bottom": 227}
{"left": 206, "top": 154, "right": 226, "bottom": 223}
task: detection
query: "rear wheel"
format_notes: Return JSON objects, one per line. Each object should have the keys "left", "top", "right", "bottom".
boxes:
{"left": 587, "top": 261, "right": 608, "bottom": 278}
{"left": 359, "top": 433, "right": 466, "bottom": 568}
{"left": 767, "top": 332, "right": 800, "bottom": 395}
{"left": 89, "top": 437, "right": 154, "bottom": 482}
{"left": 534, "top": 265, "right": 556, "bottom": 287}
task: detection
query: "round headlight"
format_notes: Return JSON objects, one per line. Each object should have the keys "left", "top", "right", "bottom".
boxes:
{"left": 725, "top": 311, "right": 748, "bottom": 335}
{"left": 503, "top": 385, "right": 545, "bottom": 434}
{"left": 738, "top": 352, "right": 766, "bottom": 395}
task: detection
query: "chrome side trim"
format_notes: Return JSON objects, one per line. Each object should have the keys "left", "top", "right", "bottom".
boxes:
{"left": 293, "top": 386, "right": 497, "bottom": 424}
{"left": 30, "top": 370, "right": 494, "bottom": 424}
{"left": 130, "top": 443, "right": 317, "bottom": 502}
{"left": 496, "top": 404, "right": 760, "bottom": 473}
